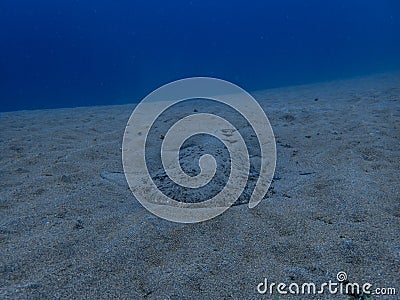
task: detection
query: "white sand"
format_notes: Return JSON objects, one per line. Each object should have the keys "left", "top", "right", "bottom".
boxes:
{"left": 1, "top": 72, "right": 399, "bottom": 299}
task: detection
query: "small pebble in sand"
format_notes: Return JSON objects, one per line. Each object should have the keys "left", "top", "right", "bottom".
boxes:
{"left": 74, "top": 219, "right": 84, "bottom": 230}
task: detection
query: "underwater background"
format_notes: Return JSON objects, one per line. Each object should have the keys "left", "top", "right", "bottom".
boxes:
{"left": 1, "top": 0, "right": 399, "bottom": 112}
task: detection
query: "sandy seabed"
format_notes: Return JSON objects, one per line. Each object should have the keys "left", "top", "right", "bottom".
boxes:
{"left": 1, "top": 72, "right": 399, "bottom": 299}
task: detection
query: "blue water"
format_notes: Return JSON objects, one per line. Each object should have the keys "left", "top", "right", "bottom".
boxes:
{"left": 1, "top": 0, "right": 399, "bottom": 112}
